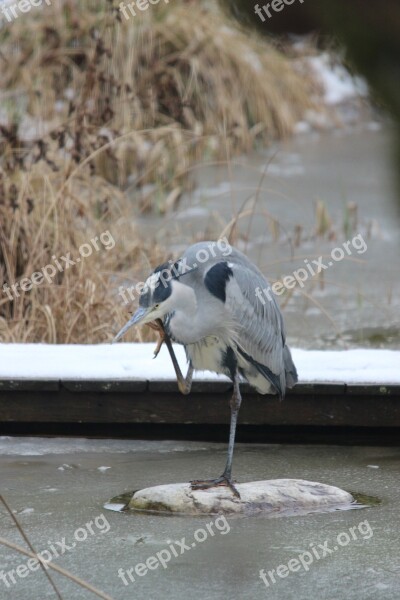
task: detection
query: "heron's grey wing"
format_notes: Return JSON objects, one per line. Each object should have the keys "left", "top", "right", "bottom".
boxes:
{"left": 223, "top": 262, "right": 288, "bottom": 392}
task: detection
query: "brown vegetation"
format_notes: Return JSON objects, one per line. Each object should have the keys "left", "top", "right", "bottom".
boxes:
{"left": 0, "top": 0, "right": 320, "bottom": 343}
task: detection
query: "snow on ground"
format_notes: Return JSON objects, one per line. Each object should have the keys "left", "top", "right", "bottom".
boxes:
{"left": 306, "top": 53, "right": 368, "bottom": 105}
{"left": 0, "top": 344, "right": 399, "bottom": 385}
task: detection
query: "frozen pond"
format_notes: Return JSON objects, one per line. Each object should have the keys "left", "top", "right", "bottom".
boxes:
{"left": 1, "top": 438, "right": 399, "bottom": 599}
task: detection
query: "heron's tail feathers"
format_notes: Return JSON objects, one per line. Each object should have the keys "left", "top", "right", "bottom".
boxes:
{"left": 283, "top": 345, "right": 298, "bottom": 388}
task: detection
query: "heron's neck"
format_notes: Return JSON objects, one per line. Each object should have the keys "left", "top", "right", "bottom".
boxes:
{"left": 168, "top": 281, "right": 199, "bottom": 344}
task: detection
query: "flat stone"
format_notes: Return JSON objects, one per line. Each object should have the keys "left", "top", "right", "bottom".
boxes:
{"left": 129, "top": 479, "right": 354, "bottom": 516}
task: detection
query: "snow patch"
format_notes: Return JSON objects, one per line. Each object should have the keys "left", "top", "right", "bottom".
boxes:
{"left": 307, "top": 53, "right": 368, "bottom": 105}
{"left": 0, "top": 343, "right": 399, "bottom": 385}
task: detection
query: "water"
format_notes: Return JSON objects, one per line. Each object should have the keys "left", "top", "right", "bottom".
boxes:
{"left": 133, "top": 122, "right": 400, "bottom": 349}
{"left": 1, "top": 438, "right": 399, "bottom": 599}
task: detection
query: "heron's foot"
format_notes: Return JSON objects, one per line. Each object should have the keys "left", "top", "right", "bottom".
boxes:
{"left": 190, "top": 475, "right": 241, "bottom": 498}
{"left": 152, "top": 335, "right": 164, "bottom": 359}
{"left": 178, "top": 379, "right": 191, "bottom": 395}
{"left": 147, "top": 320, "right": 165, "bottom": 358}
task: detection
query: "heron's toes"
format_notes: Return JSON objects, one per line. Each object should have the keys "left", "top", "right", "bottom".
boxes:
{"left": 178, "top": 381, "right": 191, "bottom": 395}
{"left": 190, "top": 476, "right": 241, "bottom": 498}
{"left": 147, "top": 320, "right": 165, "bottom": 358}
{"left": 152, "top": 336, "right": 164, "bottom": 359}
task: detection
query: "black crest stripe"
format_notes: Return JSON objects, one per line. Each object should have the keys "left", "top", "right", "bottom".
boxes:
{"left": 204, "top": 262, "right": 233, "bottom": 303}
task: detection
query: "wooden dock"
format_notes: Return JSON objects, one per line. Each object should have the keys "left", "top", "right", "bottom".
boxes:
{"left": 1, "top": 379, "right": 399, "bottom": 444}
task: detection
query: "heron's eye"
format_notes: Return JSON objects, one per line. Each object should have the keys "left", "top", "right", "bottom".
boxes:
{"left": 153, "top": 304, "right": 160, "bottom": 310}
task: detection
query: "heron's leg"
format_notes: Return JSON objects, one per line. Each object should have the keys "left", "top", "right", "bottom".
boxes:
{"left": 159, "top": 320, "right": 194, "bottom": 395}
{"left": 222, "top": 373, "right": 242, "bottom": 481}
{"left": 191, "top": 373, "right": 242, "bottom": 498}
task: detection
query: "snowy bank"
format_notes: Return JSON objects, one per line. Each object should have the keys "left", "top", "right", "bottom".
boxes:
{"left": 0, "top": 344, "right": 399, "bottom": 385}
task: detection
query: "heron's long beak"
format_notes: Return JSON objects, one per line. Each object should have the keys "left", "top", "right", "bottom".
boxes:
{"left": 113, "top": 307, "right": 149, "bottom": 343}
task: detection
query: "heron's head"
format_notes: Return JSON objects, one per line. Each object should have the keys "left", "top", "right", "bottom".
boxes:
{"left": 113, "top": 261, "right": 195, "bottom": 342}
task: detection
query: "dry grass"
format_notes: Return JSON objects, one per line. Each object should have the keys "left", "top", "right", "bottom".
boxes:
{"left": 0, "top": 0, "right": 317, "bottom": 191}
{"left": 0, "top": 0, "right": 322, "bottom": 343}
{"left": 0, "top": 160, "right": 168, "bottom": 343}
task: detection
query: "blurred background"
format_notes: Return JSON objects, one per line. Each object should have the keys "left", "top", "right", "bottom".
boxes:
{"left": 1, "top": 6, "right": 400, "bottom": 600}
{"left": 0, "top": 0, "right": 399, "bottom": 349}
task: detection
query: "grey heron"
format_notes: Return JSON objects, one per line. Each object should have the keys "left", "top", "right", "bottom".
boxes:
{"left": 114, "top": 241, "right": 298, "bottom": 497}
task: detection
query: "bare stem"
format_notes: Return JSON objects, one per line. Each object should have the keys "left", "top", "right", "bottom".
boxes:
{"left": 0, "top": 495, "right": 64, "bottom": 600}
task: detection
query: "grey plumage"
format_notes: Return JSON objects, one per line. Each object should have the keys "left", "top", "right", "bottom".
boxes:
{"left": 114, "top": 240, "right": 298, "bottom": 496}
{"left": 141, "top": 241, "right": 297, "bottom": 397}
